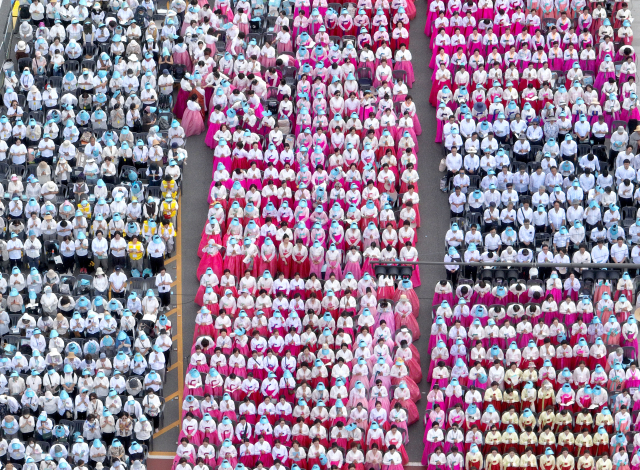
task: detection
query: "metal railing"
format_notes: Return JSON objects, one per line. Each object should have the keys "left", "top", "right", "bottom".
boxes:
{"left": 371, "top": 260, "right": 640, "bottom": 269}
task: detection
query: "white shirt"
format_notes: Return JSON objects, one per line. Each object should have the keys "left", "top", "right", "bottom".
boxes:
{"left": 591, "top": 244, "right": 610, "bottom": 263}
{"left": 156, "top": 273, "right": 173, "bottom": 293}
{"left": 610, "top": 243, "right": 629, "bottom": 262}
{"left": 108, "top": 272, "right": 128, "bottom": 291}
{"left": 91, "top": 237, "right": 108, "bottom": 256}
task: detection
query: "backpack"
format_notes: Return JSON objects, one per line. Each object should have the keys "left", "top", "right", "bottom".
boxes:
{"left": 158, "top": 117, "right": 170, "bottom": 131}
{"left": 158, "top": 94, "right": 172, "bottom": 112}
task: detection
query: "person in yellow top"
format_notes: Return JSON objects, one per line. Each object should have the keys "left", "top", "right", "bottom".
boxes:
{"left": 521, "top": 364, "right": 538, "bottom": 384}
{"left": 557, "top": 429, "right": 575, "bottom": 452}
{"left": 537, "top": 382, "right": 556, "bottom": 411}
{"left": 501, "top": 425, "right": 519, "bottom": 451}
{"left": 465, "top": 444, "right": 483, "bottom": 470}
{"left": 519, "top": 408, "right": 537, "bottom": 431}
{"left": 577, "top": 452, "right": 595, "bottom": 470}
{"left": 485, "top": 426, "right": 502, "bottom": 448}
{"left": 502, "top": 449, "right": 520, "bottom": 470}
{"left": 541, "top": 448, "right": 556, "bottom": 470}
{"left": 161, "top": 195, "right": 179, "bottom": 227}
{"left": 541, "top": 410, "right": 557, "bottom": 427}
{"left": 503, "top": 388, "right": 521, "bottom": 407}
{"left": 519, "top": 428, "right": 538, "bottom": 454}
{"left": 539, "top": 426, "right": 557, "bottom": 449}
{"left": 593, "top": 426, "right": 610, "bottom": 455}
{"left": 127, "top": 235, "right": 144, "bottom": 273}
{"left": 159, "top": 220, "right": 176, "bottom": 254}
{"left": 575, "top": 430, "right": 594, "bottom": 456}
{"left": 520, "top": 448, "right": 538, "bottom": 470}
{"left": 142, "top": 219, "right": 158, "bottom": 241}
{"left": 576, "top": 411, "right": 594, "bottom": 433}
{"left": 486, "top": 448, "right": 503, "bottom": 470}
{"left": 595, "top": 455, "right": 612, "bottom": 470}
{"left": 557, "top": 449, "right": 576, "bottom": 470}
{"left": 505, "top": 364, "right": 523, "bottom": 388}
{"left": 595, "top": 410, "right": 614, "bottom": 430}
{"left": 554, "top": 410, "right": 573, "bottom": 432}
{"left": 501, "top": 408, "right": 519, "bottom": 427}
{"left": 161, "top": 174, "right": 178, "bottom": 199}
{"left": 484, "top": 384, "right": 503, "bottom": 410}
{"left": 78, "top": 199, "right": 91, "bottom": 218}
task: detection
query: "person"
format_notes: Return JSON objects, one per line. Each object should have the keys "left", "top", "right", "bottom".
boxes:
{"left": 128, "top": 235, "right": 145, "bottom": 275}
{"left": 23, "top": 231, "right": 41, "bottom": 270}
{"left": 155, "top": 267, "right": 173, "bottom": 312}
{"left": 109, "top": 266, "right": 128, "bottom": 299}
{"left": 92, "top": 230, "right": 109, "bottom": 272}
{"left": 147, "top": 235, "right": 166, "bottom": 274}
{"left": 182, "top": 96, "right": 205, "bottom": 137}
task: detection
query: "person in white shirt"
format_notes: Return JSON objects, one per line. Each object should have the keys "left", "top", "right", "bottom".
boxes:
{"left": 23, "top": 231, "right": 41, "bottom": 269}
{"left": 110, "top": 232, "right": 127, "bottom": 269}
{"left": 592, "top": 115, "right": 608, "bottom": 145}
{"left": 572, "top": 244, "right": 592, "bottom": 273}
{"left": 484, "top": 227, "right": 502, "bottom": 252}
{"left": 548, "top": 201, "right": 566, "bottom": 231}
{"left": 108, "top": 266, "right": 128, "bottom": 298}
{"left": 449, "top": 187, "right": 466, "bottom": 217}
{"left": 591, "top": 240, "right": 610, "bottom": 263}
{"left": 519, "top": 220, "right": 535, "bottom": 247}
{"left": 446, "top": 224, "right": 464, "bottom": 248}
{"left": 528, "top": 167, "right": 546, "bottom": 195}
{"left": 91, "top": 230, "right": 109, "bottom": 271}
{"left": 629, "top": 220, "right": 640, "bottom": 244}
{"left": 446, "top": 147, "right": 463, "bottom": 179}
{"left": 630, "top": 243, "right": 640, "bottom": 271}
{"left": 155, "top": 267, "right": 173, "bottom": 312}
{"left": 537, "top": 245, "right": 554, "bottom": 278}
{"left": 610, "top": 237, "right": 629, "bottom": 264}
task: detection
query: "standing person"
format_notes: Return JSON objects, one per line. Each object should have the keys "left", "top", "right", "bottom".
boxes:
{"left": 60, "top": 235, "right": 76, "bottom": 274}
{"left": 23, "top": 231, "right": 41, "bottom": 270}
{"left": 92, "top": 230, "right": 109, "bottom": 272}
{"left": 109, "top": 266, "right": 128, "bottom": 299}
{"left": 181, "top": 96, "right": 205, "bottom": 137}
{"left": 127, "top": 235, "right": 144, "bottom": 275}
{"left": 110, "top": 232, "right": 127, "bottom": 269}
{"left": 7, "top": 233, "right": 23, "bottom": 269}
{"left": 147, "top": 235, "right": 166, "bottom": 274}
{"left": 155, "top": 267, "right": 173, "bottom": 312}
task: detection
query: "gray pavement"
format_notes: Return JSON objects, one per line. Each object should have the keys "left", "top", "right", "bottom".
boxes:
{"left": 151, "top": 108, "right": 214, "bottom": 451}
{"left": 403, "top": 0, "right": 450, "bottom": 461}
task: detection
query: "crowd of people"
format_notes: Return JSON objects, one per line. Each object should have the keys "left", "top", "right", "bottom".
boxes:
{"left": 0, "top": 0, "right": 197, "bottom": 466}
{"left": 171, "top": 0, "right": 426, "bottom": 463}
{"left": 434, "top": 0, "right": 640, "bottom": 468}
{"left": 426, "top": 275, "right": 640, "bottom": 470}
{"left": 440, "top": 0, "right": 640, "bottom": 279}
